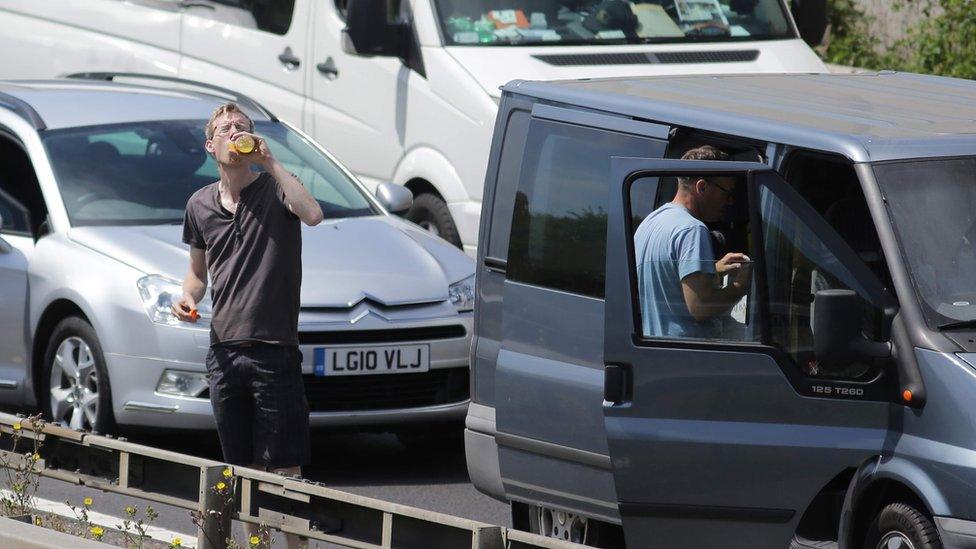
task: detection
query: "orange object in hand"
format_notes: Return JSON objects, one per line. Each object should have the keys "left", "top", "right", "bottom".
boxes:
{"left": 189, "top": 308, "right": 200, "bottom": 321}
{"left": 228, "top": 134, "right": 255, "bottom": 154}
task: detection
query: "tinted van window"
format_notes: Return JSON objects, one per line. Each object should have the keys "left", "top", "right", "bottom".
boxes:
{"left": 508, "top": 119, "right": 660, "bottom": 298}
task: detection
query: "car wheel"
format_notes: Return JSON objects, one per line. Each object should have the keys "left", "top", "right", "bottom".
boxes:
{"left": 524, "top": 504, "right": 624, "bottom": 547}
{"left": 864, "top": 502, "right": 942, "bottom": 549}
{"left": 42, "top": 317, "right": 115, "bottom": 434}
{"left": 406, "top": 193, "right": 462, "bottom": 248}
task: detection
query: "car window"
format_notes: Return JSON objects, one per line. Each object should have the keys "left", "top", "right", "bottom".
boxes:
{"left": 43, "top": 120, "right": 377, "bottom": 227}
{"left": 185, "top": 0, "right": 295, "bottom": 34}
{"left": 507, "top": 119, "right": 664, "bottom": 298}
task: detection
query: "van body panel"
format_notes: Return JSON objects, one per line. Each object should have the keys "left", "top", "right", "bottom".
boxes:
{"left": 0, "top": 1, "right": 180, "bottom": 79}
{"left": 446, "top": 39, "right": 826, "bottom": 98}
{"left": 960, "top": 354, "right": 976, "bottom": 369}
{"left": 179, "top": 2, "right": 310, "bottom": 127}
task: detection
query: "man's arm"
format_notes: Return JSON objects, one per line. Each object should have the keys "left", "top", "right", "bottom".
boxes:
{"left": 681, "top": 255, "right": 751, "bottom": 322}
{"left": 172, "top": 247, "right": 208, "bottom": 322}
{"left": 264, "top": 159, "right": 325, "bottom": 226}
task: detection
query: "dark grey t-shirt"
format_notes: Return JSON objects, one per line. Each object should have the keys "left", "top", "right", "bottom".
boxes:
{"left": 182, "top": 173, "right": 301, "bottom": 346}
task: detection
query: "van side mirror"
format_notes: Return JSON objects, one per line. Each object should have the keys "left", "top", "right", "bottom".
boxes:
{"left": 375, "top": 182, "right": 413, "bottom": 215}
{"left": 791, "top": 0, "right": 827, "bottom": 47}
{"left": 814, "top": 289, "right": 892, "bottom": 371}
{"left": 342, "top": 0, "right": 409, "bottom": 58}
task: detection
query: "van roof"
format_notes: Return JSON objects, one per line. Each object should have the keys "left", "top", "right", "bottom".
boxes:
{"left": 504, "top": 72, "right": 976, "bottom": 162}
{"left": 0, "top": 79, "right": 274, "bottom": 131}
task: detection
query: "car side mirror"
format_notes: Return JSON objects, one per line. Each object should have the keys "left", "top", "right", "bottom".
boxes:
{"left": 814, "top": 289, "right": 892, "bottom": 371}
{"left": 791, "top": 0, "right": 827, "bottom": 47}
{"left": 375, "top": 182, "right": 413, "bottom": 215}
{"left": 342, "top": 0, "right": 410, "bottom": 58}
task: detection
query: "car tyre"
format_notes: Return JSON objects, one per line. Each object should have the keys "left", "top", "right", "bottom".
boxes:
{"left": 406, "top": 192, "right": 462, "bottom": 248}
{"left": 42, "top": 317, "right": 116, "bottom": 434}
{"left": 864, "top": 502, "right": 942, "bottom": 549}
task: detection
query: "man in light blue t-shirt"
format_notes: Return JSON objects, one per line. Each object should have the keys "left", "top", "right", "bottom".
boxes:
{"left": 634, "top": 145, "right": 752, "bottom": 338}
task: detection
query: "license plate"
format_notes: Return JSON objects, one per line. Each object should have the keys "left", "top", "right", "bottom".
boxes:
{"left": 313, "top": 344, "right": 430, "bottom": 376}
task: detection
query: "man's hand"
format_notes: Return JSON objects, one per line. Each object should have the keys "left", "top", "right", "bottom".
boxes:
{"left": 230, "top": 131, "right": 275, "bottom": 170}
{"left": 172, "top": 293, "right": 199, "bottom": 323}
{"left": 715, "top": 252, "right": 750, "bottom": 274}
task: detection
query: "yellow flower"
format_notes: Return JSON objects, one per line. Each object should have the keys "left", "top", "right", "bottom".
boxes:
{"left": 215, "top": 481, "right": 226, "bottom": 491}
{"left": 171, "top": 537, "right": 183, "bottom": 548}
{"left": 222, "top": 468, "right": 232, "bottom": 478}
{"left": 13, "top": 423, "right": 21, "bottom": 431}
{"left": 34, "top": 516, "right": 42, "bottom": 526}
{"left": 83, "top": 497, "right": 93, "bottom": 506}
{"left": 90, "top": 526, "right": 104, "bottom": 539}
{"left": 125, "top": 506, "right": 136, "bottom": 515}
{"left": 249, "top": 535, "right": 261, "bottom": 546}
{"left": 31, "top": 453, "right": 40, "bottom": 461}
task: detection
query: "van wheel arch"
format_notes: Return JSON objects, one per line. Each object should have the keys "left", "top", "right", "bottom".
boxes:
{"left": 851, "top": 479, "right": 934, "bottom": 548}
{"left": 32, "top": 300, "right": 89, "bottom": 406}
{"left": 403, "top": 178, "right": 461, "bottom": 247}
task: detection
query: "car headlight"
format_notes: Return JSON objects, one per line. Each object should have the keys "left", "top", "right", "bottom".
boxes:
{"left": 156, "top": 370, "right": 209, "bottom": 398}
{"left": 136, "top": 274, "right": 212, "bottom": 327}
{"left": 448, "top": 274, "right": 475, "bottom": 313}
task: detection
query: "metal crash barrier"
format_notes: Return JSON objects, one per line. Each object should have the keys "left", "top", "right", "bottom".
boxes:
{"left": 0, "top": 413, "right": 585, "bottom": 549}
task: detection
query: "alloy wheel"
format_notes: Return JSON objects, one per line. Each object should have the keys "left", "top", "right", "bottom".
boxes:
{"left": 49, "top": 336, "right": 100, "bottom": 431}
{"left": 538, "top": 506, "right": 588, "bottom": 543}
{"left": 876, "top": 531, "right": 917, "bottom": 549}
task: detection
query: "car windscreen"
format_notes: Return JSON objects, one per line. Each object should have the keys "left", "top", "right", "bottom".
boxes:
{"left": 874, "top": 158, "right": 976, "bottom": 330}
{"left": 42, "top": 119, "right": 378, "bottom": 227}
{"left": 434, "top": 0, "right": 793, "bottom": 46}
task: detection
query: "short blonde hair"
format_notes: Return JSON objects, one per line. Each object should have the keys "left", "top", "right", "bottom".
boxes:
{"left": 205, "top": 103, "right": 254, "bottom": 140}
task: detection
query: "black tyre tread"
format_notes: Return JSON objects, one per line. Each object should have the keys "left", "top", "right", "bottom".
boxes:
{"left": 41, "top": 316, "right": 116, "bottom": 434}
{"left": 406, "top": 193, "right": 462, "bottom": 247}
{"left": 865, "top": 502, "right": 942, "bottom": 549}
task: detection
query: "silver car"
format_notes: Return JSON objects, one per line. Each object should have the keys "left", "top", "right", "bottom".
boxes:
{"left": 0, "top": 76, "right": 474, "bottom": 435}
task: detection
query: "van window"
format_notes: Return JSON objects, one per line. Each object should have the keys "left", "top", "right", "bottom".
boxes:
{"left": 188, "top": 0, "right": 295, "bottom": 34}
{"left": 625, "top": 162, "right": 887, "bottom": 379}
{"left": 486, "top": 109, "right": 530, "bottom": 260}
{"left": 508, "top": 119, "right": 662, "bottom": 298}
{"left": 434, "top": 0, "right": 792, "bottom": 46}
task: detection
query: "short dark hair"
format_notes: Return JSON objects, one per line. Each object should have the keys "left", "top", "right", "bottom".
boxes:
{"left": 678, "top": 145, "right": 730, "bottom": 189}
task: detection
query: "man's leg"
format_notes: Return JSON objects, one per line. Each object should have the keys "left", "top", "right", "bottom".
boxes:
{"left": 249, "top": 345, "right": 311, "bottom": 549}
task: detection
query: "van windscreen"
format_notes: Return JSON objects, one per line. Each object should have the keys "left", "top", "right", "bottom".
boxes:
{"left": 433, "top": 0, "right": 793, "bottom": 46}
{"left": 874, "top": 158, "right": 976, "bottom": 330}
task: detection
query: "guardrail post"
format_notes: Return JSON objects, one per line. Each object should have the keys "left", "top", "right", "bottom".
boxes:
{"left": 473, "top": 526, "right": 505, "bottom": 549}
{"left": 197, "top": 465, "right": 233, "bottom": 549}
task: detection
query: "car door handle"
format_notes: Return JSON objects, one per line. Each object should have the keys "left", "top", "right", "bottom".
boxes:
{"left": 316, "top": 57, "right": 339, "bottom": 78}
{"left": 604, "top": 364, "right": 632, "bottom": 405}
{"left": 179, "top": 0, "right": 215, "bottom": 9}
{"left": 278, "top": 47, "right": 301, "bottom": 70}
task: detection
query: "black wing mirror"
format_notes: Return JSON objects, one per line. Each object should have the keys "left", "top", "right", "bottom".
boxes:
{"left": 791, "top": 0, "right": 827, "bottom": 48}
{"left": 813, "top": 289, "right": 892, "bottom": 372}
{"left": 342, "top": 0, "right": 409, "bottom": 57}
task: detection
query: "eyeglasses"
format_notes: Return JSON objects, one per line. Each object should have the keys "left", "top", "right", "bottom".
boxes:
{"left": 214, "top": 121, "right": 251, "bottom": 136}
{"left": 706, "top": 179, "right": 735, "bottom": 197}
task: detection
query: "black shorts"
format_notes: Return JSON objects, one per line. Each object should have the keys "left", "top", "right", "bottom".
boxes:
{"left": 206, "top": 343, "right": 311, "bottom": 469}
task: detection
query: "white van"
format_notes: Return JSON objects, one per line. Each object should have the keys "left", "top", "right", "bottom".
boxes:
{"left": 0, "top": 0, "right": 827, "bottom": 253}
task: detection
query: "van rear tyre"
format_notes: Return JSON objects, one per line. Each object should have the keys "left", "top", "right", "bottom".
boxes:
{"left": 406, "top": 193, "right": 462, "bottom": 248}
{"left": 864, "top": 502, "right": 942, "bottom": 549}
{"left": 521, "top": 503, "right": 623, "bottom": 548}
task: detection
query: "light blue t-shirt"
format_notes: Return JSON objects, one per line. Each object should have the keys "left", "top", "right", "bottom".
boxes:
{"left": 633, "top": 202, "right": 717, "bottom": 338}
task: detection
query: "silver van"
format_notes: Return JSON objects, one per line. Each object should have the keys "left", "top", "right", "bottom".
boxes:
{"left": 466, "top": 72, "right": 976, "bottom": 548}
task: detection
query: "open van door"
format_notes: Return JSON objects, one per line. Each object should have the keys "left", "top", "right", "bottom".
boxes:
{"left": 602, "top": 157, "right": 894, "bottom": 547}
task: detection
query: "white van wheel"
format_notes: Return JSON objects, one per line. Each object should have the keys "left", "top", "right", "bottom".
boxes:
{"left": 406, "top": 193, "right": 461, "bottom": 247}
